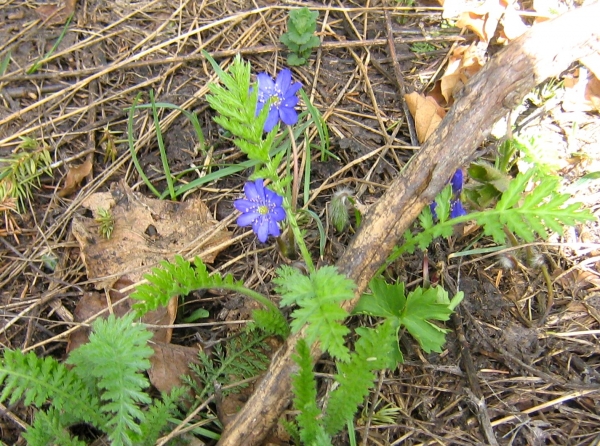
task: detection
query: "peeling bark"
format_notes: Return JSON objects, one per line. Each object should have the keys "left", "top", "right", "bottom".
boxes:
{"left": 217, "top": 3, "right": 600, "bottom": 445}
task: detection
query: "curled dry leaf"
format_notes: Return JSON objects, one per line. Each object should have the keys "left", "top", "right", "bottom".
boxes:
{"left": 454, "top": 0, "right": 528, "bottom": 44}
{"left": 455, "top": 0, "right": 505, "bottom": 43}
{"left": 58, "top": 159, "right": 92, "bottom": 197}
{"left": 440, "top": 44, "right": 485, "bottom": 104}
{"left": 405, "top": 92, "right": 446, "bottom": 143}
{"left": 149, "top": 342, "right": 201, "bottom": 393}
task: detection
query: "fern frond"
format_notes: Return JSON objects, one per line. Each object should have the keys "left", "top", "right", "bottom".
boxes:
{"left": 382, "top": 169, "right": 594, "bottom": 274}
{"left": 274, "top": 266, "right": 354, "bottom": 362}
{"left": 189, "top": 330, "right": 271, "bottom": 402}
{"left": 203, "top": 53, "right": 272, "bottom": 162}
{"left": 476, "top": 170, "right": 594, "bottom": 244}
{"left": 137, "top": 387, "right": 186, "bottom": 445}
{"left": 323, "top": 320, "right": 397, "bottom": 435}
{"left": 66, "top": 313, "right": 153, "bottom": 446}
{"left": 0, "top": 350, "right": 102, "bottom": 425}
{"left": 292, "top": 339, "right": 331, "bottom": 445}
{"left": 131, "top": 255, "right": 243, "bottom": 315}
{"left": 131, "top": 256, "right": 287, "bottom": 334}
{"left": 23, "top": 408, "right": 87, "bottom": 446}
{"left": 251, "top": 308, "right": 290, "bottom": 337}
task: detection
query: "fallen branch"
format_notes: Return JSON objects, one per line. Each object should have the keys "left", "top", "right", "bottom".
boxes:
{"left": 217, "top": 3, "right": 600, "bottom": 444}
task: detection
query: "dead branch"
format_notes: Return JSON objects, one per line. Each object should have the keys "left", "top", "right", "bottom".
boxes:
{"left": 217, "top": 3, "right": 600, "bottom": 444}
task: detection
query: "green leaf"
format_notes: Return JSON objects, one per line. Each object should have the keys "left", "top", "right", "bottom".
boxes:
{"left": 286, "top": 53, "right": 307, "bottom": 66}
{"left": 292, "top": 339, "right": 331, "bottom": 445}
{"left": 353, "top": 278, "right": 405, "bottom": 318}
{"left": 275, "top": 266, "right": 354, "bottom": 362}
{"left": 399, "top": 287, "right": 452, "bottom": 353}
{"left": 323, "top": 320, "right": 398, "bottom": 435}
{"left": 355, "top": 280, "right": 459, "bottom": 355}
{"left": 289, "top": 7, "right": 319, "bottom": 34}
{"left": 66, "top": 314, "right": 154, "bottom": 446}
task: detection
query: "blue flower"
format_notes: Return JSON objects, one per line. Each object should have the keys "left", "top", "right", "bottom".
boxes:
{"left": 234, "top": 179, "right": 286, "bottom": 243}
{"left": 430, "top": 169, "right": 468, "bottom": 220}
{"left": 256, "top": 68, "right": 302, "bottom": 132}
{"left": 451, "top": 169, "right": 463, "bottom": 196}
{"left": 450, "top": 199, "right": 467, "bottom": 219}
{"left": 430, "top": 201, "right": 438, "bottom": 220}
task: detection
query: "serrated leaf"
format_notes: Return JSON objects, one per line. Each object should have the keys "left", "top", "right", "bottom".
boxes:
{"left": 353, "top": 278, "right": 405, "bottom": 318}
{"left": 435, "top": 185, "right": 452, "bottom": 223}
{"left": 277, "top": 266, "right": 354, "bottom": 361}
{"left": 287, "top": 53, "right": 307, "bottom": 66}
{"left": 496, "top": 169, "right": 535, "bottom": 211}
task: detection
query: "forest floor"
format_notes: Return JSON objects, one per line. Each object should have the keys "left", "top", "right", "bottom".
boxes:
{"left": 0, "top": 0, "right": 599, "bottom": 445}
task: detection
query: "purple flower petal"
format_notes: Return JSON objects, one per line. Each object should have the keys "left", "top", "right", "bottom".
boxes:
{"left": 281, "top": 95, "right": 299, "bottom": 108}
{"left": 451, "top": 170, "right": 463, "bottom": 196}
{"left": 268, "top": 218, "right": 281, "bottom": 238}
{"left": 257, "top": 73, "right": 275, "bottom": 96}
{"left": 450, "top": 199, "right": 467, "bottom": 219}
{"left": 271, "top": 206, "right": 286, "bottom": 221}
{"left": 279, "top": 107, "right": 299, "bottom": 126}
{"left": 284, "top": 80, "right": 302, "bottom": 97}
{"left": 243, "top": 181, "right": 260, "bottom": 201}
{"left": 275, "top": 68, "right": 293, "bottom": 92}
{"left": 265, "top": 189, "right": 283, "bottom": 206}
{"left": 264, "top": 107, "right": 280, "bottom": 132}
{"left": 253, "top": 178, "right": 267, "bottom": 201}
{"left": 234, "top": 199, "right": 257, "bottom": 212}
{"left": 237, "top": 212, "right": 260, "bottom": 227}
{"left": 254, "top": 217, "right": 269, "bottom": 243}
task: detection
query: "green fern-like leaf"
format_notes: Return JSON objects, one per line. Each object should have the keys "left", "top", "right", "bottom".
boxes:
{"left": 130, "top": 255, "right": 243, "bottom": 316}
{"left": 251, "top": 308, "right": 290, "bottom": 337}
{"left": 137, "top": 387, "right": 186, "bottom": 445}
{"left": 203, "top": 53, "right": 273, "bottom": 161}
{"left": 23, "top": 408, "right": 87, "bottom": 446}
{"left": 323, "top": 320, "right": 398, "bottom": 435}
{"left": 0, "top": 350, "right": 102, "bottom": 426}
{"left": 292, "top": 339, "right": 331, "bottom": 445}
{"left": 0, "top": 138, "right": 53, "bottom": 212}
{"left": 131, "top": 256, "right": 287, "bottom": 335}
{"left": 275, "top": 266, "right": 354, "bottom": 362}
{"left": 476, "top": 170, "right": 594, "bottom": 244}
{"left": 189, "top": 330, "right": 271, "bottom": 402}
{"left": 66, "top": 313, "right": 153, "bottom": 446}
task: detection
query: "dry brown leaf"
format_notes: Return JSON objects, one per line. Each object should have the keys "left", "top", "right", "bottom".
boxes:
{"left": 71, "top": 180, "right": 232, "bottom": 289}
{"left": 455, "top": 0, "right": 505, "bottom": 43}
{"left": 149, "top": 342, "right": 201, "bottom": 393}
{"left": 35, "top": 0, "right": 77, "bottom": 25}
{"left": 405, "top": 92, "right": 446, "bottom": 143}
{"left": 58, "top": 159, "right": 92, "bottom": 197}
{"left": 440, "top": 44, "right": 485, "bottom": 104}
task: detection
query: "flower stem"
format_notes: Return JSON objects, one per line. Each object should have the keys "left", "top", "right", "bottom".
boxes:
{"left": 283, "top": 197, "right": 315, "bottom": 272}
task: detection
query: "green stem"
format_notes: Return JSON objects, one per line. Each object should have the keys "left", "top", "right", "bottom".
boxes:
{"left": 224, "top": 284, "right": 282, "bottom": 315}
{"left": 283, "top": 196, "right": 315, "bottom": 272}
{"left": 127, "top": 93, "right": 161, "bottom": 198}
{"left": 149, "top": 90, "right": 176, "bottom": 200}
